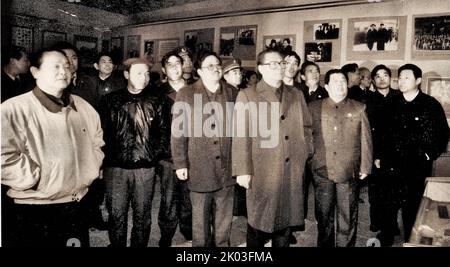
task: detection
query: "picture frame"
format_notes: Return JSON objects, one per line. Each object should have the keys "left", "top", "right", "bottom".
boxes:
{"left": 263, "top": 35, "right": 296, "bottom": 54}
{"left": 42, "top": 30, "right": 66, "bottom": 48}
{"left": 184, "top": 28, "right": 215, "bottom": 62}
{"left": 412, "top": 13, "right": 450, "bottom": 60}
{"left": 127, "top": 35, "right": 141, "bottom": 59}
{"left": 157, "top": 38, "right": 180, "bottom": 63}
{"left": 426, "top": 77, "right": 450, "bottom": 127}
{"left": 220, "top": 25, "right": 257, "bottom": 60}
{"left": 144, "top": 40, "right": 155, "bottom": 64}
{"left": 74, "top": 35, "right": 98, "bottom": 66}
{"left": 304, "top": 19, "right": 342, "bottom": 66}
{"left": 11, "top": 26, "right": 33, "bottom": 52}
{"left": 347, "top": 16, "right": 407, "bottom": 60}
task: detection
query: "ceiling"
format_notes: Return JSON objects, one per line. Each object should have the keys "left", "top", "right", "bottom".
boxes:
{"left": 58, "top": 0, "right": 208, "bottom": 15}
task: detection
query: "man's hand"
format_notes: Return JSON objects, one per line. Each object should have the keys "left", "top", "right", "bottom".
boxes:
{"left": 359, "top": 173, "right": 368, "bottom": 180}
{"left": 237, "top": 175, "right": 251, "bottom": 189}
{"left": 374, "top": 159, "right": 381, "bottom": 169}
{"left": 176, "top": 168, "right": 188, "bottom": 180}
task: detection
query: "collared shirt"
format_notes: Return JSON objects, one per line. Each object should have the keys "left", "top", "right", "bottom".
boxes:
{"left": 33, "top": 87, "right": 77, "bottom": 113}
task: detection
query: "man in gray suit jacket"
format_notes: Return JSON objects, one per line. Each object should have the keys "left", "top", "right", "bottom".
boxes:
{"left": 308, "top": 69, "right": 373, "bottom": 247}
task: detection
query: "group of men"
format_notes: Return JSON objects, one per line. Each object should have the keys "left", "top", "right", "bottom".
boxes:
{"left": 1, "top": 41, "right": 449, "bottom": 247}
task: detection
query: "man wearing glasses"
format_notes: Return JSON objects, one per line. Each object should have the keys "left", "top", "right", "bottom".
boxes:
{"left": 171, "top": 51, "right": 237, "bottom": 247}
{"left": 232, "top": 50, "right": 313, "bottom": 247}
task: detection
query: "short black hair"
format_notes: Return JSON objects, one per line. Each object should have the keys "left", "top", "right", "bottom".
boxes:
{"left": 341, "top": 63, "right": 359, "bottom": 80}
{"left": 161, "top": 51, "right": 184, "bottom": 69}
{"left": 325, "top": 69, "right": 347, "bottom": 85}
{"left": 95, "top": 52, "right": 115, "bottom": 65}
{"left": 2, "top": 46, "right": 27, "bottom": 67}
{"left": 30, "top": 48, "right": 67, "bottom": 69}
{"left": 51, "top": 41, "right": 79, "bottom": 56}
{"left": 194, "top": 51, "right": 221, "bottom": 70}
{"left": 300, "top": 61, "right": 320, "bottom": 75}
{"left": 371, "top": 64, "right": 392, "bottom": 80}
{"left": 398, "top": 63, "right": 422, "bottom": 79}
{"left": 282, "top": 50, "right": 301, "bottom": 65}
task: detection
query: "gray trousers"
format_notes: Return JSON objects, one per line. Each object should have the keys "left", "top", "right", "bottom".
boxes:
{"left": 312, "top": 174, "right": 359, "bottom": 247}
{"left": 190, "top": 185, "right": 234, "bottom": 247}
{"left": 105, "top": 167, "right": 156, "bottom": 247}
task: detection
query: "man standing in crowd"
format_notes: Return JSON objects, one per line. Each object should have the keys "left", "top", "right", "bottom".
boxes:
{"left": 366, "top": 24, "right": 377, "bottom": 51}
{"left": 1, "top": 48, "right": 104, "bottom": 247}
{"left": 365, "top": 64, "right": 400, "bottom": 233}
{"left": 157, "top": 51, "right": 192, "bottom": 247}
{"left": 359, "top": 67, "right": 373, "bottom": 92}
{"left": 175, "top": 46, "right": 197, "bottom": 85}
{"left": 376, "top": 64, "right": 450, "bottom": 246}
{"left": 282, "top": 50, "right": 301, "bottom": 89}
{"left": 171, "top": 52, "right": 237, "bottom": 247}
{"left": 342, "top": 63, "right": 366, "bottom": 103}
{"left": 376, "top": 23, "right": 388, "bottom": 51}
{"left": 232, "top": 50, "right": 313, "bottom": 247}
{"left": 299, "top": 61, "right": 328, "bottom": 103}
{"left": 308, "top": 69, "right": 372, "bottom": 247}
{"left": 99, "top": 58, "right": 170, "bottom": 247}
{"left": 1, "top": 46, "right": 31, "bottom": 102}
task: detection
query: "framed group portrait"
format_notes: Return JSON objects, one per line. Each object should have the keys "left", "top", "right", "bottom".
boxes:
{"left": 347, "top": 16, "right": 407, "bottom": 60}
{"left": 263, "top": 35, "right": 296, "bottom": 54}
{"left": 220, "top": 25, "right": 257, "bottom": 60}
{"left": 412, "top": 13, "right": 450, "bottom": 60}
{"left": 127, "top": 35, "right": 141, "bottom": 59}
{"left": 184, "top": 28, "right": 215, "bottom": 62}
{"left": 42, "top": 30, "right": 66, "bottom": 48}
{"left": 304, "top": 19, "right": 342, "bottom": 66}
{"left": 426, "top": 77, "right": 450, "bottom": 127}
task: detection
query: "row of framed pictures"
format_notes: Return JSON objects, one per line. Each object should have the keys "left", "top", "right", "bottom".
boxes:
{"left": 111, "top": 13, "right": 449, "bottom": 66}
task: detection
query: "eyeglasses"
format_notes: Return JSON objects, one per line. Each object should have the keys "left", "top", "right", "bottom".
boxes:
{"left": 260, "top": 61, "right": 287, "bottom": 69}
{"left": 201, "top": 64, "right": 222, "bottom": 71}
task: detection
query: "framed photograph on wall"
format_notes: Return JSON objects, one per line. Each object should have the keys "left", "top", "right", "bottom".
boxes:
{"left": 42, "top": 31, "right": 66, "bottom": 48}
{"left": 127, "top": 35, "right": 141, "bottom": 58}
{"left": 157, "top": 38, "right": 180, "bottom": 62}
{"left": 220, "top": 25, "right": 257, "bottom": 60}
{"left": 11, "top": 26, "right": 33, "bottom": 52}
{"left": 144, "top": 40, "right": 155, "bottom": 64}
{"left": 304, "top": 19, "right": 341, "bottom": 67}
{"left": 347, "top": 16, "right": 407, "bottom": 60}
{"left": 263, "top": 35, "right": 296, "bottom": 54}
{"left": 184, "top": 28, "right": 215, "bottom": 61}
{"left": 427, "top": 77, "right": 450, "bottom": 127}
{"left": 412, "top": 13, "right": 450, "bottom": 60}
{"left": 74, "top": 35, "right": 98, "bottom": 66}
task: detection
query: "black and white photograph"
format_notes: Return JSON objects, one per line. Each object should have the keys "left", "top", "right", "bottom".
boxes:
{"left": 1, "top": 0, "right": 450, "bottom": 253}
{"left": 352, "top": 19, "right": 399, "bottom": 51}
{"left": 314, "top": 22, "right": 340, "bottom": 40}
{"left": 305, "top": 42, "right": 332, "bottom": 62}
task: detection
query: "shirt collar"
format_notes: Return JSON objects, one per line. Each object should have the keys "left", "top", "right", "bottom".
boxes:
{"left": 32, "top": 87, "right": 77, "bottom": 113}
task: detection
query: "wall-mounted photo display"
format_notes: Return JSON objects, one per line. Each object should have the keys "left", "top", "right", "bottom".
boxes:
{"left": 220, "top": 25, "right": 257, "bottom": 60}
{"left": 111, "top": 37, "right": 124, "bottom": 64}
{"left": 184, "top": 28, "right": 215, "bottom": 61}
{"left": 42, "top": 31, "right": 66, "bottom": 48}
{"left": 157, "top": 38, "right": 180, "bottom": 62}
{"left": 12, "top": 26, "right": 33, "bottom": 52}
{"left": 127, "top": 35, "right": 141, "bottom": 58}
{"left": 347, "top": 16, "right": 406, "bottom": 60}
{"left": 74, "top": 35, "right": 98, "bottom": 66}
{"left": 263, "top": 35, "right": 296, "bottom": 54}
{"left": 304, "top": 19, "right": 341, "bottom": 66}
{"left": 412, "top": 13, "right": 450, "bottom": 60}
{"left": 427, "top": 77, "right": 450, "bottom": 127}
{"left": 144, "top": 40, "right": 155, "bottom": 64}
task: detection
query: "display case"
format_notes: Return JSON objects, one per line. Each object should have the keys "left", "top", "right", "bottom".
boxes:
{"left": 404, "top": 177, "right": 450, "bottom": 247}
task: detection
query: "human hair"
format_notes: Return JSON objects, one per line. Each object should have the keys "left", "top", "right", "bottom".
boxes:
{"left": 161, "top": 51, "right": 184, "bottom": 69}
{"left": 122, "top": 58, "right": 151, "bottom": 72}
{"left": 325, "top": 69, "right": 347, "bottom": 85}
{"left": 341, "top": 63, "right": 359, "bottom": 80}
{"left": 300, "top": 61, "right": 320, "bottom": 75}
{"left": 283, "top": 50, "right": 301, "bottom": 65}
{"left": 398, "top": 63, "right": 422, "bottom": 79}
{"left": 2, "top": 46, "right": 26, "bottom": 67}
{"left": 371, "top": 64, "right": 392, "bottom": 80}
{"left": 194, "top": 51, "right": 221, "bottom": 70}
{"left": 95, "top": 52, "right": 115, "bottom": 65}
{"left": 257, "top": 49, "right": 282, "bottom": 65}
{"left": 283, "top": 38, "right": 291, "bottom": 44}
{"left": 51, "top": 41, "right": 79, "bottom": 56}
{"left": 30, "top": 48, "right": 66, "bottom": 69}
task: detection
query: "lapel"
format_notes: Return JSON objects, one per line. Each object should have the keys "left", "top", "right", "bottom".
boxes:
{"left": 256, "top": 80, "right": 280, "bottom": 104}
{"left": 281, "top": 84, "right": 294, "bottom": 118}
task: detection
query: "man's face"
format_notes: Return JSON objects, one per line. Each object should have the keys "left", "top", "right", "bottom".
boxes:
{"left": 360, "top": 70, "right": 372, "bottom": 88}
{"left": 95, "top": 56, "right": 114, "bottom": 76}
{"left": 373, "top": 69, "right": 391, "bottom": 90}
{"left": 301, "top": 65, "right": 320, "bottom": 86}
{"left": 258, "top": 52, "right": 285, "bottom": 83}
{"left": 284, "top": 55, "right": 299, "bottom": 79}
{"left": 13, "top": 52, "right": 30, "bottom": 74}
{"left": 325, "top": 73, "right": 348, "bottom": 100}
{"left": 347, "top": 69, "right": 361, "bottom": 86}
{"left": 32, "top": 51, "right": 71, "bottom": 96}
{"left": 197, "top": 55, "right": 222, "bottom": 83}
{"left": 179, "top": 53, "right": 193, "bottom": 74}
{"left": 223, "top": 68, "right": 242, "bottom": 87}
{"left": 163, "top": 55, "right": 183, "bottom": 82}
{"left": 398, "top": 69, "right": 420, "bottom": 94}
{"left": 126, "top": 63, "right": 150, "bottom": 92}
{"left": 62, "top": 48, "right": 78, "bottom": 75}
